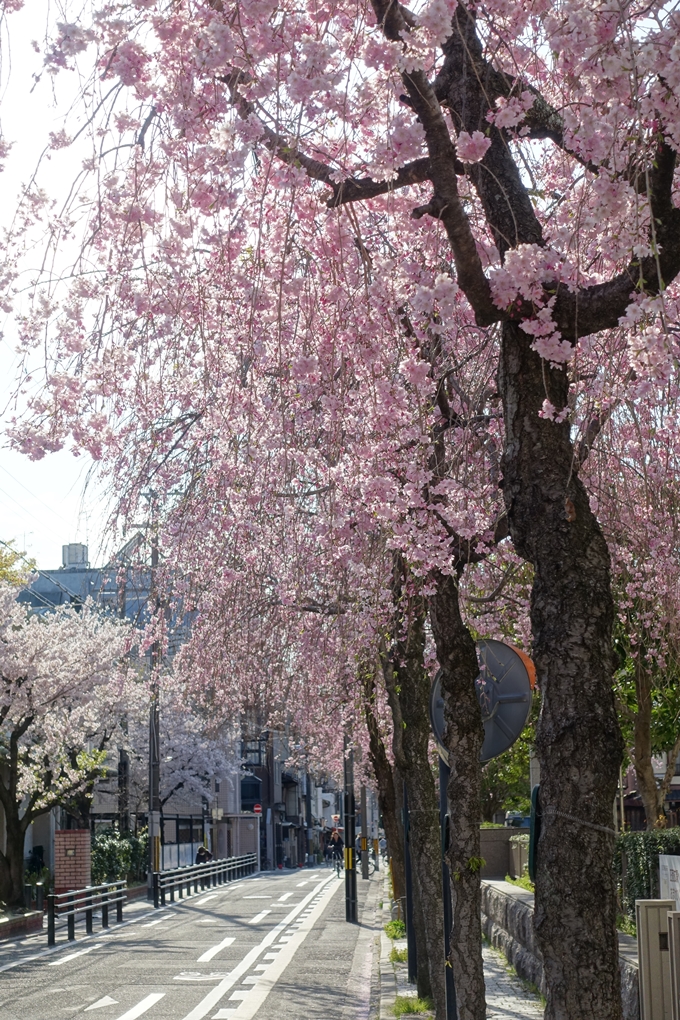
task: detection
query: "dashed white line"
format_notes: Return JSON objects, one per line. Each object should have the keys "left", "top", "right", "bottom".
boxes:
{"left": 197, "top": 936, "right": 236, "bottom": 963}
{"left": 48, "top": 944, "right": 103, "bottom": 966}
{"left": 277, "top": 892, "right": 293, "bottom": 902}
{"left": 85, "top": 996, "right": 119, "bottom": 1011}
{"left": 113, "top": 993, "right": 165, "bottom": 1020}
{"left": 248, "top": 910, "right": 271, "bottom": 925}
{"left": 196, "top": 894, "right": 220, "bottom": 905}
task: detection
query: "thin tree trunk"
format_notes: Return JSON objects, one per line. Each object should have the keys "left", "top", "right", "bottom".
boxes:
{"left": 0, "top": 806, "right": 28, "bottom": 909}
{"left": 384, "top": 556, "right": 446, "bottom": 1017}
{"left": 363, "top": 671, "right": 406, "bottom": 904}
{"left": 632, "top": 662, "right": 666, "bottom": 829}
{"left": 429, "top": 569, "right": 486, "bottom": 1020}
{"left": 500, "top": 319, "right": 624, "bottom": 1020}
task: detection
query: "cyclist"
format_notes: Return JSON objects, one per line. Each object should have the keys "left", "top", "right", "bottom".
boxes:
{"left": 328, "top": 830, "right": 344, "bottom": 876}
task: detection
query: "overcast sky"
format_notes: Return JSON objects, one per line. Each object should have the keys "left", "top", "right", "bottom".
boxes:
{"left": 0, "top": 3, "right": 107, "bottom": 570}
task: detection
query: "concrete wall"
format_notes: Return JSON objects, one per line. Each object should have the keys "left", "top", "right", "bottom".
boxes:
{"left": 480, "top": 879, "right": 640, "bottom": 1020}
{"left": 479, "top": 827, "right": 529, "bottom": 880}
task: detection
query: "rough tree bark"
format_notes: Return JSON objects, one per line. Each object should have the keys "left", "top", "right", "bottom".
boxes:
{"left": 363, "top": 670, "right": 406, "bottom": 904}
{"left": 430, "top": 569, "right": 486, "bottom": 1020}
{"left": 383, "top": 555, "right": 446, "bottom": 1016}
{"left": 499, "top": 320, "right": 623, "bottom": 1019}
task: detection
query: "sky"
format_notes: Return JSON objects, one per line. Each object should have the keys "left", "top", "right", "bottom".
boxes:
{"left": 0, "top": 2, "right": 107, "bottom": 570}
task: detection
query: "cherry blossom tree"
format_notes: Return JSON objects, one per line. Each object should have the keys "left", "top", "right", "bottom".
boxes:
{"left": 5, "top": 0, "right": 680, "bottom": 1015}
{"left": 0, "top": 582, "right": 130, "bottom": 908}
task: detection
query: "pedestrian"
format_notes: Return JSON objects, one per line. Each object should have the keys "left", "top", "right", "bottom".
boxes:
{"left": 195, "top": 844, "right": 213, "bottom": 865}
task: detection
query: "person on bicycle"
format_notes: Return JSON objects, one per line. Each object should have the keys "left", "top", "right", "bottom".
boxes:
{"left": 329, "top": 830, "right": 344, "bottom": 872}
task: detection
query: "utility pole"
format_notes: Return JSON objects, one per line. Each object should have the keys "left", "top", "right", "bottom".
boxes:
{"left": 148, "top": 514, "right": 161, "bottom": 882}
{"left": 343, "top": 736, "right": 357, "bottom": 922}
{"left": 360, "top": 785, "right": 369, "bottom": 880}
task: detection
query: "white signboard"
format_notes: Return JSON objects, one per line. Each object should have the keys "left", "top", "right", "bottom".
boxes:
{"left": 659, "top": 854, "right": 680, "bottom": 909}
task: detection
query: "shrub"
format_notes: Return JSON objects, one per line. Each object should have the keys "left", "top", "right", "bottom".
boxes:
{"left": 390, "top": 946, "right": 408, "bottom": 963}
{"left": 615, "top": 828, "right": 680, "bottom": 920}
{"left": 384, "top": 919, "right": 406, "bottom": 940}
{"left": 509, "top": 832, "right": 530, "bottom": 846}
{"left": 91, "top": 828, "right": 149, "bottom": 885}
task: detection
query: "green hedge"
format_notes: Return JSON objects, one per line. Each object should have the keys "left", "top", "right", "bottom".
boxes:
{"left": 615, "top": 828, "right": 680, "bottom": 919}
{"left": 91, "top": 829, "right": 149, "bottom": 885}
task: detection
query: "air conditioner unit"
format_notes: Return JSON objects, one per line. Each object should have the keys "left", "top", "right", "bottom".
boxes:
{"left": 637, "top": 899, "right": 674, "bottom": 1020}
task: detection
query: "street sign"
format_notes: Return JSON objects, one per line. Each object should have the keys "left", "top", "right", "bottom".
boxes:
{"left": 253, "top": 803, "right": 262, "bottom": 815}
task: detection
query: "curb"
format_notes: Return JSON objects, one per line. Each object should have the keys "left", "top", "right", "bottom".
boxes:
{"left": 379, "top": 872, "right": 397, "bottom": 1019}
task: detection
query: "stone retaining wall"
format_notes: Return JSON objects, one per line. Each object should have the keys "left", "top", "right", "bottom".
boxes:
{"left": 481, "top": 880, "right": 640, "bottom": 1020}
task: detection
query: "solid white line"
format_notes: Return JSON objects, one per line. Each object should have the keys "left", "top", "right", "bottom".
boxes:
{"left": 114, "top": 993, "right": 165, "bottom": 1020}
{"left": 197, "top": 936, "right": 235, "bottom": 962}
{"left": 248, "top": 910, "right": 271, "bottom": 925}
{"left": 223, "top": 880, "right": 343, "bottom": 1019}
{"left": 48, "top": 944, "right": 102, "bottom": 966}
{"left": 180, "top": 875, "right": 335, "bottom": 1020}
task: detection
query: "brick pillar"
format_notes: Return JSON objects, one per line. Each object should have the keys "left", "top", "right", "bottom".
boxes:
{"left": 54, "top": 830, "right": 91, "bottom": 894}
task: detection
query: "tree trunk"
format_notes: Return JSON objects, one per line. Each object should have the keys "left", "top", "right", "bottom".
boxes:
{"left": 383, "top": 556, "right": 447, "bottom": 1018}
{"left": 429, "top": 570, "right": 486, "bottom": 1020}
{"left": 363, "top": 672, "right": 406, "bottom": 904}
{"left": 0, "top": 805, "right": 28, "bottom": 909}
{"left": 631, "top": 662, "right": 667, "bottom": 829}
{"left": 500, "top": 320, "right": 624, "bottom": 1020}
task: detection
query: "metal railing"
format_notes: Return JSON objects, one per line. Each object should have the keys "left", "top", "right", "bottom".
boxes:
{"left": 47, "top": 880, "right": 126, "bottom": 946}
{"left": 152, "top": 853, "right": 257, "bottom": 908}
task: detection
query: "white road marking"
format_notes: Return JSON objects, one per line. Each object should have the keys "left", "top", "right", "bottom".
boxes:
{"left": 197, "top": 936, "right": 236, "bottom": 962}
{"left": 180, "top": 876, "right": 335, "bottom": 1020}
{"left": 48, "top": 944, "right": 103, "bottom": 966}
{"left": 140, "top": 919, "right": 166, "bottom": 928}
{"left": 263, "top": 953, "right": 279, "bottom": 960}
{"left": 174, "top": 973, "right": 228, "bottom": 982}
{"left": 212, "top": 1012, "right": 236, "bottom": 1019}
{"left": 113, "top": 993, "right": 165, "bottom": 1020}
{"left": 242, "top": 977, "right": 259, "bottom": 984}
{"left": 295, "top": 881, "right": 308, "bottom": 887}
{"left": 277, "top": 893, "right": 293, "bottom": 902}
{"left": 248, "top": 911, "right": 270, "bottom": 924}
{"left": 220, "top": 881, "right": 343, "bottom": 1019}
{"left": 196, "top": 894, "right": 220, "bottom": 905}
{"left": 85, "top": 996, "right": 119, "bottom": 1011}
{"left": 229, "top": 991, "right": 250, "bottom": 1000}
{"left": 243, "top": 896, "right": 271, "bottom": 900}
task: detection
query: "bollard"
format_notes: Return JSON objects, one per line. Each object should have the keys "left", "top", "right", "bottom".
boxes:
{"left": 47, "top": 894, "right": 56, "bottom": 946}
{"left": 24, "top": 883, "right": 32, "bottom": 910}
{"left": 35, "top": 882, "right": 44, "bottom": 912}
{"left": 85, "top": 888, "right": 93, "bottom": 935}
{"left": 67, "top": 894, "right": 75, "bottom": 941}
{"left": 153, "top": 872, "right": 160, "bottom": 910}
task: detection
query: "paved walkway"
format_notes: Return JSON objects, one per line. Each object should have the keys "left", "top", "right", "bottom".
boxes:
{"left": 483, "top": 943, "right": 544, "bottom": 1018}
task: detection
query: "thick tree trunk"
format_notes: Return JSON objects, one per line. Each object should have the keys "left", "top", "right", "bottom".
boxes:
{"left": 363, "top": 673, "right": 406, "bottom": 904}
{"left": 0, "top": 807, "right": 28, "bottom": 909}
{"left": 384, "top": 557, "right": 446, "bottom": 1017}
{"left": 500, "top": 320, "right": 624, "bottom": 1020}
{"left": 429, "top": 570, "right": 486, "bottom": 1020}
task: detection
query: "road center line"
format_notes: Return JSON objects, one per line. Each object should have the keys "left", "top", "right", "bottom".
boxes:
{"left": 180, "top": 875, "right": 335, "bottom": 1020}
{"left": 197, "top": 936, "right": 235, "bottom": 962}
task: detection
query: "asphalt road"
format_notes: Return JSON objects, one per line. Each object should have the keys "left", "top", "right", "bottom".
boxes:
{"left": 0, "top": 867, "right": 380, "bottom": 1020}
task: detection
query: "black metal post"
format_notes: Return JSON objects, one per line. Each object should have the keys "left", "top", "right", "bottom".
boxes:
{"left": 439, "top": 756, "right": 457, "bottom": 1020}
{"left": 67, "top": 895, "right": 75, "bottom": 941}
{"left": 360, "top": 785, "right": 369, "bottom": 880}
{"left": 153, "top": 871, "right": 160, "bottom": 909}
{"left": 403, "top": 783, "right": 417, "bottom": 984}
{"left": 116, "top": 887, "right": 123, "bottom": 924}
{"left": 47, "top": 894, "right": 56, "bottom": 946}
{"left": 35, "top": 881, "right": 44, "bottom": 912}
{"left": 101, "top": 889, "right": 109, "bottom": 929}
{"left": 85, "top": 889, "right": 93, "bottom": 935}
{"left": 344, "top": 737, "right": 357, "bottom": 922}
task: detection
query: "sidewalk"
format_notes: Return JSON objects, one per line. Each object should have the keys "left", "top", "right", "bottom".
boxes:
{"left": 378, "top": 875, "right": 544, "bottom": 1019}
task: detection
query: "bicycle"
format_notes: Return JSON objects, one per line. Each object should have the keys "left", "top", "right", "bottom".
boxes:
{"left": 334, "top": 853, "right": 343, "bottom": 877}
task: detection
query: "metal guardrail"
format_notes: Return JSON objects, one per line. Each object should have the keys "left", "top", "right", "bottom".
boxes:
{"left": 152, "top": 853, "right": 258, "bottom": 908}
{"left": 47, "top": 880, "right": 126, "bottom": 946}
